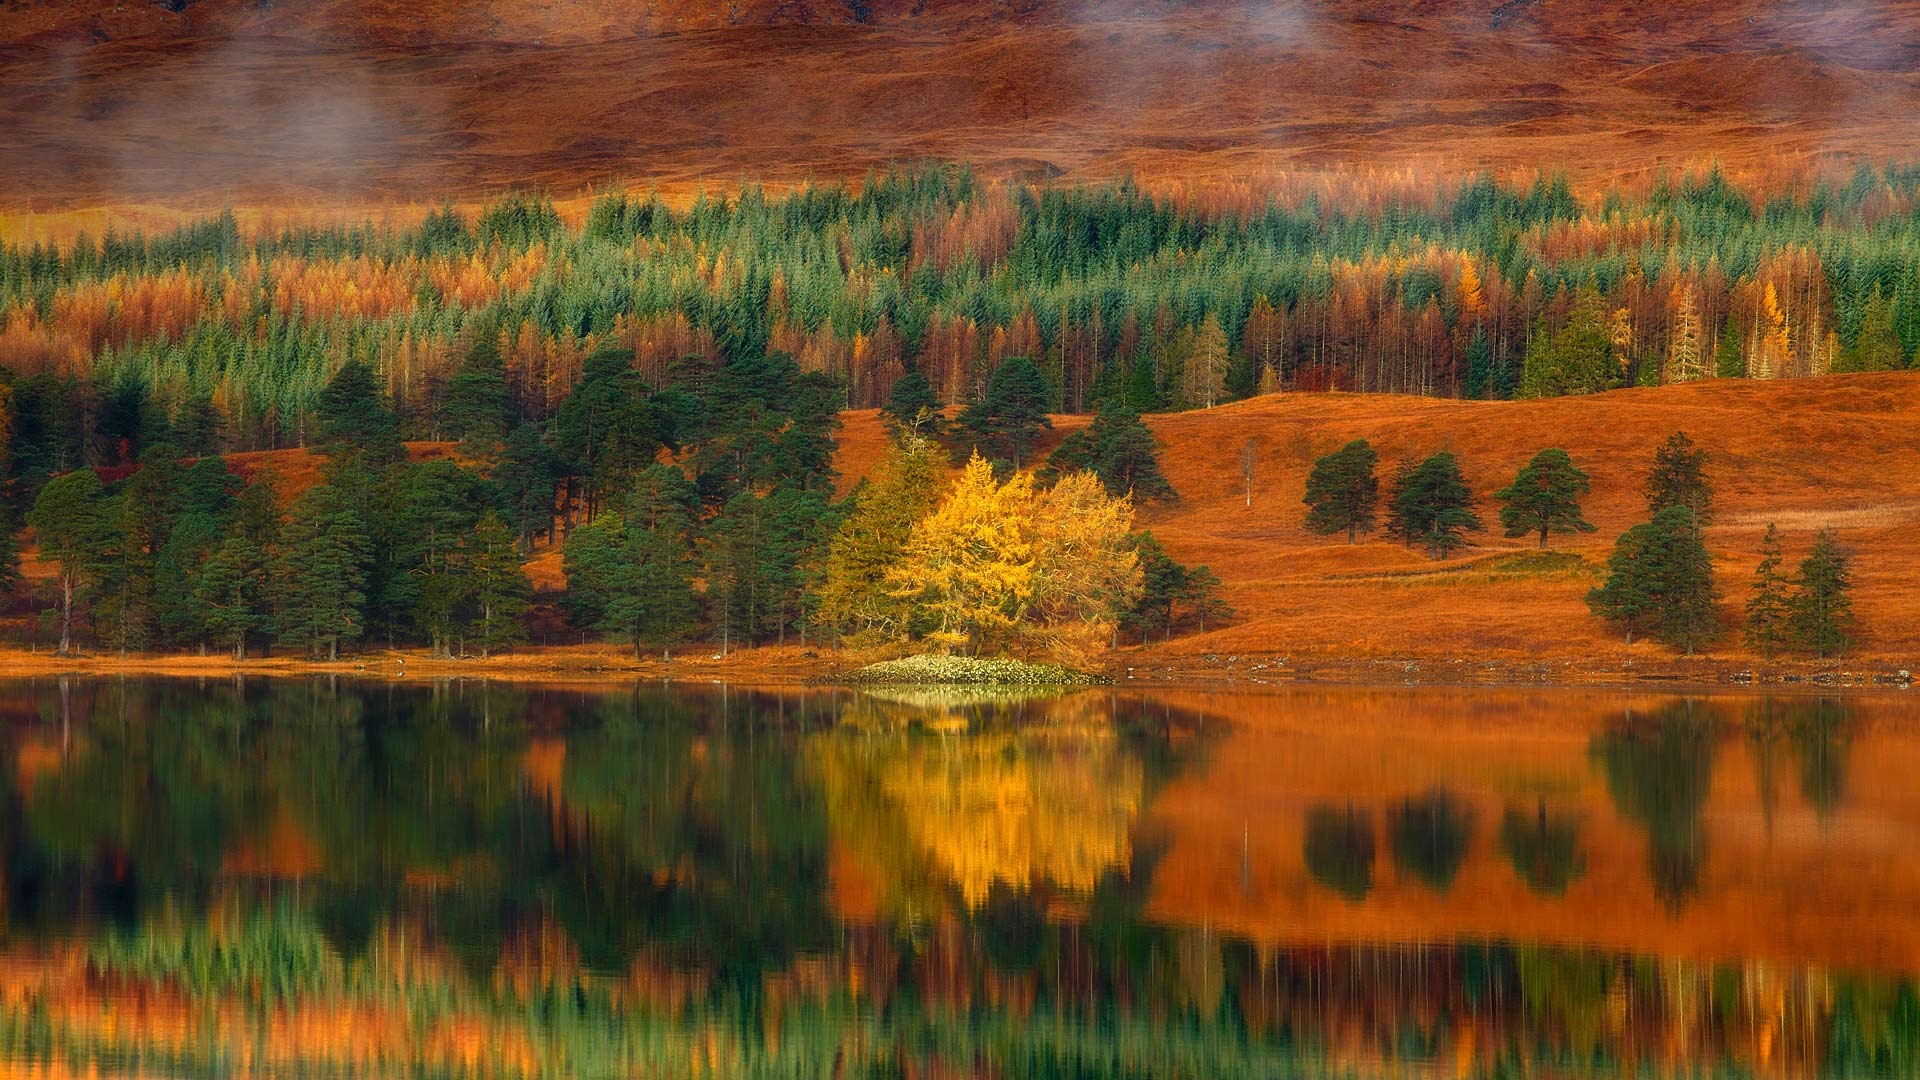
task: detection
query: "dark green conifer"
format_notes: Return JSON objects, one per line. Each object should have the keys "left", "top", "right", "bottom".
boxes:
{"left": 1386, "top": 451, "right": 1483, "bottom": 559}
{"left": 1789, "top": 529, "right": 1854, "bottom": 658}
{"left": 957, "top": 356, "right": 1052, "bottom": 469}
{"left": 1302, "top": 439, "right": 1380, "bottom": 543}
{"left": 1496, "top": 448, "right": 1595, "bottom": 547}
{"left": 1645, "top": 431, "right": 1714, "bottom": 524}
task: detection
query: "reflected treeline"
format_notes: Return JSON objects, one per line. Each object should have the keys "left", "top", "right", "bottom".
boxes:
{"left": 0, "top": 680, "right": 1893, "bottom": 1078}
{"left": 1295, "top": 697, "right": 1860, "bottom": 913}
{"left": 1592, "top": 697, "right": 1857, "bottom": 914}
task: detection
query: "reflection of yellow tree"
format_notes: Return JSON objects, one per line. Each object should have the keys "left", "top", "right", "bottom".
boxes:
{"left": 812, "top": 712, "right": 1142, "bottom": 914}
{"left": 882, "top": 732, "right": 1141, "bottom": 909}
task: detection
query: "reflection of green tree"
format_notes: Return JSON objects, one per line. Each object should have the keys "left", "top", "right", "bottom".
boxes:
{"left": 1591, "top": 701, "right": 1719, "bottom": 914}
{"left": 1790, "top": 698, "right": 1852, "bottom": 819}
{"left": 1304, "top": 804, "right": 1375, "bottom": 901}
{"left": 1499, "top": 802, "right": 1585, "bottom": 897}
{"left": 1388, "top": 790, "right": 1474, "bottom": 893}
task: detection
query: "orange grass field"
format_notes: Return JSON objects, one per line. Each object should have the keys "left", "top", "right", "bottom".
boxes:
{"left": 1089, "top": 371, "right": 1920, "bottom": 682}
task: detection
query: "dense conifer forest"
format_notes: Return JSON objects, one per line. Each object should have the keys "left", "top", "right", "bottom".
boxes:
{"left": 4, "top": 163, "right": 1919, "bottom": 467}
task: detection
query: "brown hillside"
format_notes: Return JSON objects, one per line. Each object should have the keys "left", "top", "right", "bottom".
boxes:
{"left": 1108, "top": 371, "right": 1920, "bottom": 674}
{"left": 3, "top": 0, "right": 1919, "bottom": 214}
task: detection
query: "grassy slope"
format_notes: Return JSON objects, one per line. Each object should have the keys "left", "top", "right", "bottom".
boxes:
{"left": 1117, "top": 371, "right": 1920, "bottom": 676}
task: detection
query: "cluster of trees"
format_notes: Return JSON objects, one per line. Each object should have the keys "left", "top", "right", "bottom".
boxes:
{"left": 1588, "top": 433, "right": 1857, "bottom": 658}
{"left": 812, "top": 432, "right": 1222, "bottom": 659}
{"left": 1302, "top": 440, "right": 1596, "bottom": 558}
{"left": 11, "top": 317, "right": 1228, "bottom": 661}
{"left": 5, "top": 164, "right": 1920, "bottom": 482}
{"left": 1300, "top": 428, "right": 1861, "bottom": 659}
{"left": 25, "top": 369, "right": 534, "bottom": 660}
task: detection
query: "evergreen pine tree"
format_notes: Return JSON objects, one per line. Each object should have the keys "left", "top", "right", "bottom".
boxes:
{"left": 1645, "top": 431, "right": 1714, "bottom": 524}
{"left": 1588, "top": 506, "right": 1720, "bottom": 653}
{"left": 1043, "top": 401, "right": 1176, "bottom": 503}
{"left": 195, "top": 536, "right": 267, "bottom": 660}
{"left": 1123, "top": 531, "right": 1234, "bottom": 642}
{"left": 1302, "top": 439, "right": 1380, "bottom": 543}
{"left": 463, "top": 511, "right": 533, "bottom": 658}
{"left": 1496, "top": 448, "right": 1596, "bottom": 547}
{"left": 494, "top": 424, "right": 559, "bottom": 550}
{"left": 27, "top": 469, "right": 114, "bottom": 655}
{"left": 881, "top": 368, "right": 944, "bottom": 440}
{"left": 1789, "top": 529, "right": 1854, "bottom": 658}
{"left": 312, "top": 360, "right": 403, "bottom": 462}
{"left": 440, "top": 339, "right": 510, "bottom": 449}
{"left": 562, "top": 465, "right": 699, "bottom": 658}
{"left": 1744, "top": 523, "right": 1790, "bottom": 659}
{"left": 1713, "top": 320, "right": 1745, "bottom": 379}
{"left": 957, "top": 356, "right": 1052, "bottom": 469}
{"left": 273, "top": 483, "right": 371, "bottom": 660}
{"left": 1386, "top": 451, "right": 1483, "bottom": 558}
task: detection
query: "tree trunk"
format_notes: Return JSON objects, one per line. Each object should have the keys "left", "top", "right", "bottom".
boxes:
{"left": 1538, "top": 527, "right": 1548, "bottom": 548}
{"left": 57, "top": 572, "right": 73, "bottom": 656}
{"left": 1347, "top": 522, "right": 1356, "bottom": 544}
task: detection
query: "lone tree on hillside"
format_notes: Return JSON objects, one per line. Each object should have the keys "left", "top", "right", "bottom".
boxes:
{"left": 881, "top": 368, "right": 944, "bottom": 441}
{"left": 1587, "top": 506, "right": 1719, "bottom": 654}
{"left": 957, "top": 356, "right": 1052, "bottom": 470}
{"left": 1386, "top": 451, "right": 1482, "bottom": 559}
{"left": 1789, "top": 529, "right": 1854, "bottom": 658}
{"left": 1302, "top": 438, "right": 1380, "bottom": 543}
{"left": 1044, "top": 400, "right": 1176, "bottom": 503}
{"left": 1646, "top": 431, "right": 1713, "bottom": 524}
{"left": 1496, "top": 448, "right": 1596, "bottom": 547}
{"left": 1744, "top": 523, "right": 1791, "bottom": 659}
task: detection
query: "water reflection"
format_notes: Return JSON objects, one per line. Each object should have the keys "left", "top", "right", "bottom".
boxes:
{"left": 1592, "top": 701, "right": 1719, "bottom": 912}
{"left": 1499, "top": 802, "right": 1586, "bottom": 897}
{"left": 0, "top": 679, "right": 1910, "bottom": 1077}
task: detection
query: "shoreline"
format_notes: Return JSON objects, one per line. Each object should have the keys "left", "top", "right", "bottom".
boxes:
{"left": 0, "top": 644, "right": 1906, "bottom": 694}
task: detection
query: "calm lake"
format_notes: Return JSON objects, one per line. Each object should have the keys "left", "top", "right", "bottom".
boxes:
{"left": 0, "top": 678, "right": 1916, "bottom": 1078}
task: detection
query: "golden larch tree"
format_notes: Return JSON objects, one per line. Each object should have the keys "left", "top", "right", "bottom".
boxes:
{"left": 886, "top": 452, "right": 1036, "bottom": 655}
{"left": 1665, "top": 284, "right": 1705, "bottom": 383}
{"left": 1181, "top": 315, "right": 1230, "bottom": 408}
{"left": 1027, "top": 471, "right": 1145, "bottom": 659}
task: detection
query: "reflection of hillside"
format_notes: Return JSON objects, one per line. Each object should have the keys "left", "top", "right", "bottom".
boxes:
{"left": 1143, "top": 693, "right": 1920, "bottom": 974}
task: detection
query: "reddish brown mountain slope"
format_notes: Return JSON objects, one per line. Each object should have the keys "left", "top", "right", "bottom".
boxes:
{"left": 2, "top": 0, "right": 1918, "bottom": 211}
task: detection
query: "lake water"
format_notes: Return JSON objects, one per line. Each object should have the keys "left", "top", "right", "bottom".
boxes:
{"left": 0, "top": 678, "right": 1916, "bottom": 1078}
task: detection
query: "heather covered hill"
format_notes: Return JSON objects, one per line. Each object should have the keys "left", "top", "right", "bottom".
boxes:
{"left": 1107, "top": 370, "right": 1920, "bottom": 676}
{"left": 4, "top": 0, "right": 1919, "bottom": 209}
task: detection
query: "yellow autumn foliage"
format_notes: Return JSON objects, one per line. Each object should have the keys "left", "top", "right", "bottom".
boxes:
{"left": 886, "top": 452, "right": 1037, "bottom": 654}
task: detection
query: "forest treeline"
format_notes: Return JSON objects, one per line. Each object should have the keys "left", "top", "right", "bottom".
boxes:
{"left": 9, "top": 344, "right": 1224, "bottom": 661}
{"left": 3, "top": 163, "right": 1920, "bottom": 472}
